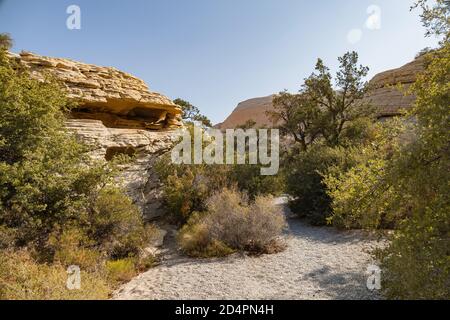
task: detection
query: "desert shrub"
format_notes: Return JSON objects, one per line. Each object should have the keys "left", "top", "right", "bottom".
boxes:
{"left": 179, "top": 188, "right": 286, "bottom": 256}
{"left": 159, "top": 162, "right": 284, "bottom": 224}
{"left": 0, "top": 47, "right": 136, "bottom": 250}
{"left": 178, "top": 212, "right": 235, "bottom": 258}
{"left": 378, "top": 204, "right": 450, "bottom": 299}
{"left": 324, "top": 120, "right": 406, "bottom": 229}
{"left": 228, "top": 164, "right": 285, "bottom": 200}
{"left": 105, "top": 258, "right": 138, "bottom": 283}
{"left": 284, "top": 144, "right": 350, "bottom": 225}
{"left": 135, "top": 254, "right": 159, "bottom": 271}
{"left": 285, "top": 117, "right": 394, "bottom": 226}
{"left": 0, "top": 250, "right": 110, "bottom": 300}
{"left": 162, "top": 168, "right": 211, "bottom": 223}
{"left": 205, "top": 190, "right": 286, "bottom": 251}
{"left": 47, "top": 228, "right": 102, "bottom": 272}
{"left": 87, "top": 187, "right": 150, "bottom": 259}
{"left": 156, "top": 129, "right": 285, "bottom": 224}
{"left": 0, "top": 225, "right": 16, "bottom": 250}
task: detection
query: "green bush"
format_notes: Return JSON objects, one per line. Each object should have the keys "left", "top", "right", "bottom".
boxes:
{"left": 87, "top": 187, "right": 150, "bottom": 259}
{"left": 106, "top": 258, "right": 138, "bottom": 283}
{"left": 178, "top": 212, "right": 235, "bottom": 258}
{"left": 47, "top": 228, "right": 101, "bottom": 272}
{"left": 324, "top": 120, "right": 406, "bottom": 229}
{"left": 325, "top": 42, "right": 450, "bottom": 299}
{"left": 228, "top": 163, "right": 285, "bottom": 200}
{"left": 378, "top": 205, "right": 450, "bottom": 299}
{"left": 284, "top": 144, "right": 349, "bottom": 225}
{"left": 0, "top": 47, "right": 119, "bottom": 248}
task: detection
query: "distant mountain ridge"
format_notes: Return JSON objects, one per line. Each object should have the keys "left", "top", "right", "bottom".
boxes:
{"left": 217, "top": 56, "right": 425, "bottom": 129}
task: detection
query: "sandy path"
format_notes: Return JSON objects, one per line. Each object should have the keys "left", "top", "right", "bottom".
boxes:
{"left": 114, "top": 199, "right": 383, "bottom": 300}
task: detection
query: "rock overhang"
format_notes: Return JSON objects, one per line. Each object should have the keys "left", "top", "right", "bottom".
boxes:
{"left": 11, "top": 51, "right": 183, "bottom": 129}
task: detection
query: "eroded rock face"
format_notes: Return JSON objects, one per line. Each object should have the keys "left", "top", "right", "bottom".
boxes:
{"left": 15, "top": 51, "right": 183, "bottom": 130}
{"left": 12, "top": 51, "right": 183, "bottom": 220}
{"left": 364, "top": 56, "right": 425, "bottom": 118}
{"left": 65, "top": 119, "right": 180, "bottom": 219}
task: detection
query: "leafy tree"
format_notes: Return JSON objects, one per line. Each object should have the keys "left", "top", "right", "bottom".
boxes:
{"left": 412, "top": 0, "right": 450, "bottom": 40}
{"left": 270, "top": 52, "right": 374, "bottom": 224}
{"left": 325, "top": 1, "right": 450, "bottom": 298}
{"left": 174, "top": 98, "right": 212, "bottom": 127}
{"left": 269, "top": 51, "right": 372, "bottom": 151}
{"left": 0, "top": 33, "right": 12, "bottom": 50}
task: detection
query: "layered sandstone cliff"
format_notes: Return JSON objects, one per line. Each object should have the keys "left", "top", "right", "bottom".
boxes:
{"left": 11, "top": 51, "right": 183, "bottom": 219}
{"left": 15, "top": 51, "right": 182, "bottom": 130}
{"left": 218, "top": 57, "right": 425, "bottom": 129}
{"left": 364, "top": 55, "right": 425, "bottom": 118}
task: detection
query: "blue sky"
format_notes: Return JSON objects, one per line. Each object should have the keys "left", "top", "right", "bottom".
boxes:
{"left": 0, "top": 0, "right": 439, "bottom": 124}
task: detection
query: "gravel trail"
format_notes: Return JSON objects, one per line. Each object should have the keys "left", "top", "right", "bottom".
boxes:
{"left": 114, "top": 199, "right": 383, "bottom": 300}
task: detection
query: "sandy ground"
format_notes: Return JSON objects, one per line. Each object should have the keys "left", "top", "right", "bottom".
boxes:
{"left": 114, "top": 199, "right": 384, "bottom": 300}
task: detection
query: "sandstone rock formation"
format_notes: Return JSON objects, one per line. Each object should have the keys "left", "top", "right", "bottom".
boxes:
{"left": 218, "top": 57, "right": 425, "bottom": 129}
{"left": 14, "top": 51, "right": 183, "bottom": 130}
{"left": 12, "top": 51, "right": 183, "bottom": 220}
{"left": 219, "top": 95, "right": 276, "bottom": 130}
{"left": 364, "top": 55, "right": 425, "bottom": 118}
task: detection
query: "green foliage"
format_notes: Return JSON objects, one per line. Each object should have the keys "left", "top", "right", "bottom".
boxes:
{"left": 106, "top": 258, "right": 138, "bottom": 283}
{"left": 156, "top": 161, "right": 230, "bottom": 224}
{"left": 87, "top": 187, "right": 150, "bottom": 259}
{"left": 228, "top": 163, "right": 285, "bottom": 200}
{"left": 324, "top": 120, "right": 407, "bottom": 229}
{"left": 269, "top": 51, "right": 373, "bottom": 151}
{"left": 377, "top": 205, "right": 450, "bottom": 299}
{"left": 178, "top": 213, "right": 235, "bottom": 258}
{"left": 0, "top": 33, "right": 12, "bottom": 50}
{"left": 270, "top": 52, "right": 376, "bottom": 225}
{"left": 47, "top": 228, "right": 101, "bottom": 271}
{"left": 0, "top": 46, "right": 156, "bottom": 298}
{"left": 157, "top": 159, "right": 285, "bottom": 224}
{"left": 325, "top": 38, "right": 450, "bottom": 299}
{"left": 174, "top": 98, "right": 212, "bottom": 127}
{"left": 0, "top": 47, "right": 103, "bottom": 246}
{"left": 284, "top": 142, "right": 364, "bottom": 226}
{"left": 156, "top": 125, "right": 285, "bottom": 223}
{"left": 413, "top": 0, "right": 450, "bottom": 41}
